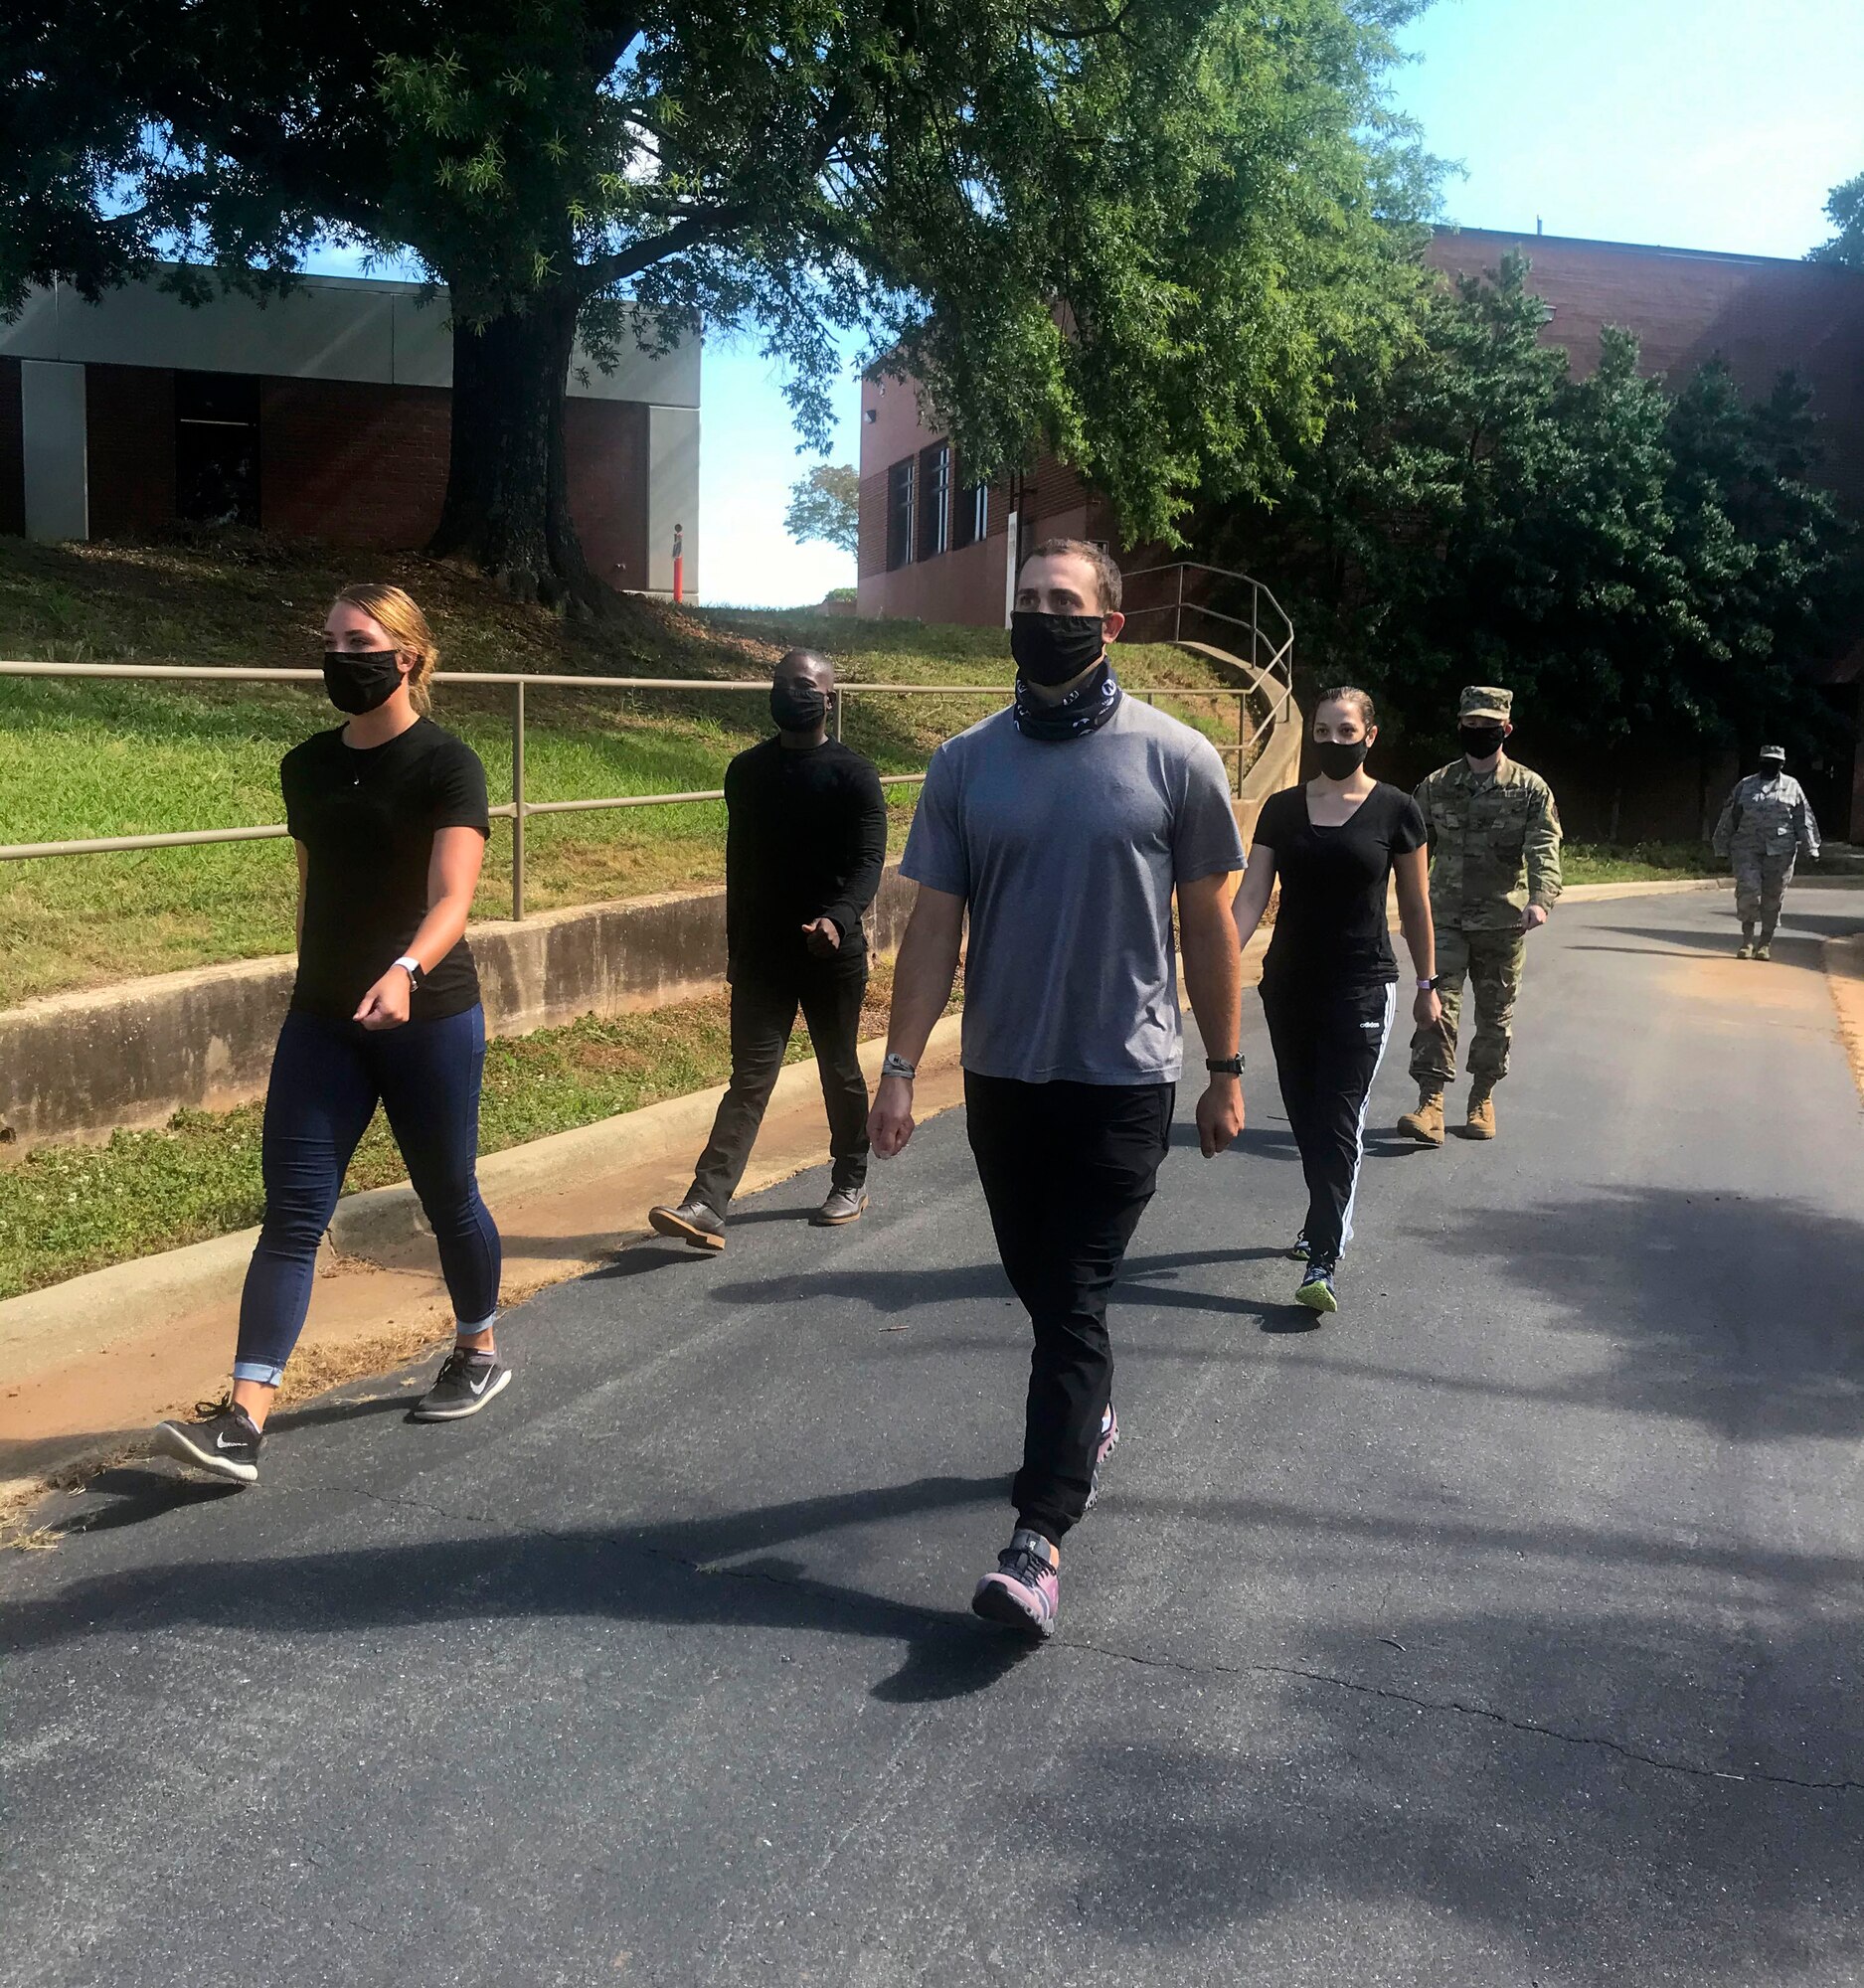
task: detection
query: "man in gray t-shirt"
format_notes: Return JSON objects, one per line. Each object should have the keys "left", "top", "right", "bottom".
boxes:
{"left": 870, "top": 538, "right": 1247, "bottom": 1642}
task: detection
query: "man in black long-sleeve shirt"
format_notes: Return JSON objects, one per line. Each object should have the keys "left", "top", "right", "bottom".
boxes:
{"left": 649, "top": 650, "right": 888, "bottom": 1248}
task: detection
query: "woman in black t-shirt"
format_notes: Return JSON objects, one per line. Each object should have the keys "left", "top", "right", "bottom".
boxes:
{"left": 157, "top": 584, "right": 507, "bottom": 1485}
{"left": 1232, "top": 688, "right": 1440, "bottom": 1315}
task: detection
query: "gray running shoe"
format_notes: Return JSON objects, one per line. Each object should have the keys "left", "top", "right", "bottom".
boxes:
{"left": 411, "top": 1347, "right": 512, "bottom": 1421}
{"left": 155, "top": 1398, "right": 262, "bottom": 1485}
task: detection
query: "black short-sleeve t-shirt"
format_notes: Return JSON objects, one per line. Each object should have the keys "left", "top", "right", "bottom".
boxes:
{"left": 1253, "top": 780, "right": 1426, "bottom": 993}
{"left": 280, "top": 717, "right": 491, "bottom": 1021}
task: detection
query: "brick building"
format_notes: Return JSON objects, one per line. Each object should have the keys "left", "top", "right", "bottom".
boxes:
{"left": 0, "top": 271, "right": 700, "bottom": 596}
{"left": 857, "top": 227, "right": 1864, "bottom": 832}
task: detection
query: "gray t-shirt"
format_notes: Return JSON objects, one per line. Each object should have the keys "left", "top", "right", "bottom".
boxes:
{"left": 901, "top": 696, "right": 1246, "bottom": 1083}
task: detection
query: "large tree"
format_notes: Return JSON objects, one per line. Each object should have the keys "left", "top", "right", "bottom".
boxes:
{"left": 4, "top": 0, "right": 1431, "bottom": 604}
{"left": 784, "top": 463, "right": 860, "bottom": 555}
{"left": 1205, "top": 252, "right": 1856, "bottom": 758}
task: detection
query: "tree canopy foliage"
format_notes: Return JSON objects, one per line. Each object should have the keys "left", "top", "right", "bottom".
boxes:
{"left": 1206, "top": 253, "right": 1858, "bottom": 756}
{"left": 1809, "top": 170, "right": 1864, "bottom": 268}
{"left": 784, "top": 464, "right": 860, "bottom": 555}
{"left": 4, "top": 0, "right": 1435, "bottom": 596}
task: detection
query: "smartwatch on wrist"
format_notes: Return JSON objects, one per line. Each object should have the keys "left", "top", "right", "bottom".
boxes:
{"left": 395, "top": 955, "right": 424, "bottom": 992}
{"left": 1205, "top": 1055, "right": 1244, "bottom": 1077}
{"left": 1417, "top": 976, "right": 1439, "bottom": 991}
{"left": 881, "top": 1051, "right": 917, "bottom": 1081}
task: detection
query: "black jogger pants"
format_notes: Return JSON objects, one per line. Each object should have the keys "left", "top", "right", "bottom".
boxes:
{"left": 964, "top": 1073, "right": 1174, "bottom": 1546}
{"left": 1260, "top": 977, "right": 1398, "bottom": 1266}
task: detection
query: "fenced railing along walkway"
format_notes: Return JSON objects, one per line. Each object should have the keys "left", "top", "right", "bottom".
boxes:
{"left": 0, "top": 561, "right": 1294, "bottom": 923}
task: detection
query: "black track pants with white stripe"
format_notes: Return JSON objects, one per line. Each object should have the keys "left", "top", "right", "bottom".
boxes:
{"left": 1260, "top": 978, "right": 1398, "bottom": 1266}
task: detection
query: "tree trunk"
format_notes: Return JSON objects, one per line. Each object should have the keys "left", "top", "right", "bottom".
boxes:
{"left": 428, "top": 285, "right": 599, "bottom": 609}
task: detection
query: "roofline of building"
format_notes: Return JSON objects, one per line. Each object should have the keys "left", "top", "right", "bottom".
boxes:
{"left": 1434, "top": 223, "right": 1864, "bottom": 278}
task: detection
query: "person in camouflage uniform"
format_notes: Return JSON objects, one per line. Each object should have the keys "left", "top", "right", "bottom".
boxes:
{"left": 1397, "top": 687, "right": 1562, "bottom": 1145}
{"left": 1711, "top": 746, "right": 1819, "bottom": 960}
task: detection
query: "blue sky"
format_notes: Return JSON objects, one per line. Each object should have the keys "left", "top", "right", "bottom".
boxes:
{"left": 308, "top": 3, "right": 1864, "bottom": 607}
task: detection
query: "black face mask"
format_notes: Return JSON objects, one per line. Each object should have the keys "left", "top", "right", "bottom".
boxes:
{"left": 1313, "top": 738, "right": 1370, "bottom": 780}
{"left": 1760, "top": 759, "right": 1785, "bottom": 779}
{"left": 769, "top": 682, "right": 828, "bottom": 734}
{"left": 1459, "top": 723, "right": 1506, "bottom": 760}
{"left": 323, "top": 650, "right": 406, "bottom": 716}
{"left": 1010, "top": 610, "right": 1107, "bottom": 688}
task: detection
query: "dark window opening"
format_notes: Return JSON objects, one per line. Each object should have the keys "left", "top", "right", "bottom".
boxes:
{"left": 918, "top": 442, "right": 950, "bottom": 560}
{"left": 175, "top": 372, "right": 260, "bottom": 528}
{"left": 886, "top": 456, "right": 916, "bottom": 571}
{"left": 953, "top": 478, "right": 987, "bottom": 551}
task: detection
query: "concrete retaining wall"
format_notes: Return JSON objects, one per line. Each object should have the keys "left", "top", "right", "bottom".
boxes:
{"left": 0, "top": 866, "right": 919, "bottom": 1149}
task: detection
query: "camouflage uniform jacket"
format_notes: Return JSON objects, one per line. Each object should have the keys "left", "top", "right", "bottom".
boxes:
{"left": 1711, "top": 772, "right": 1819, "bottom": 861}
{"left": 1414, "top": 756, "right": 1564, "bottom": 932}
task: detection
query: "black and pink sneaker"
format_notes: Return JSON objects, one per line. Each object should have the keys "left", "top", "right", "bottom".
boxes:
{"left": 972, "top": 1529, "right": 1061, "bottom": 1639}
{"left": 1084, "top": 1403, "right": 1119, "bottom": 1513}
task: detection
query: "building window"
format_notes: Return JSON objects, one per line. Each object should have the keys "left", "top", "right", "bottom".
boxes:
{"left": 175, "top": 372, "right": 260, "bottom": 528}
{"left": 918, "top": 442, "right": 950, "bottom": 560}
{"left": 886, "top": 456, "right": 916, "bottom": 570}
{"left": 953, "top": 478, "right": 987, "bottom": 551}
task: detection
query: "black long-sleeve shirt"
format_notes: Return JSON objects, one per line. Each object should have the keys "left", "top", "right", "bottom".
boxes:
{"left": 723, "top": 736, "right": 888, "bottom": 966}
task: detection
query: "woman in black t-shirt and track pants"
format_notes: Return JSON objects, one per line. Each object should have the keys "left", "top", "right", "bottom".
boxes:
{"left": 157, "top": 584, "right": 506, "bottom": 1485}
{"left": 1233, "top": 688, "right": 1440, "bottom": 1315}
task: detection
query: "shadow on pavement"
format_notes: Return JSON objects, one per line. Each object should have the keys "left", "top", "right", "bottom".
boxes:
{"left": 1009, "top": 1599, "right": 1863, "bottom": 1978}
{"left": 0, "top": 1471, "right": 1036, "bottom": 1707}
{"left": 1430, "top": 1183, "right": 1864, "bottom": 1442}
{"left": 1577, "top": 923, "right": 1833, "bottom": 971}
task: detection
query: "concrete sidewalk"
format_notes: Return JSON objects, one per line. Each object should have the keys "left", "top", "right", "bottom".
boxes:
{"left": 3, "top": 883, "right": 1861, "bottom": 1986}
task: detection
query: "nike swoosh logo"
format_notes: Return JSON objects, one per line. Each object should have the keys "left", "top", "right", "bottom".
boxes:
{"left": 217, "top": 1433, "right": 247, "bottom": 1451}
{"left": 468, "top": 1371, "right": 491, "bottom": 1396}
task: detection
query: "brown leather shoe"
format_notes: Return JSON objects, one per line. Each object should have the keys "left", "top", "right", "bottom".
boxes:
{"left": 648, "top": 1199, "right": 726, "bottom": 1249}
{"left": 1465, "top": 1087, "right": 1496, "bottom": 1139}
{"left": 1397, "top": 1088, "right": 1445, "bottom": 1146}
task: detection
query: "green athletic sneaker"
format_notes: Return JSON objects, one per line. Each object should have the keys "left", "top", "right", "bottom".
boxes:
{"left": 1296, "top": 1262, "right": 1339, "bottom": 1314}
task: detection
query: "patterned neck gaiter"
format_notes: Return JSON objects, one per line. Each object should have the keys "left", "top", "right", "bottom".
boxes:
{"left": 1012, "top": 661, "right": 1122, "bottom": 743}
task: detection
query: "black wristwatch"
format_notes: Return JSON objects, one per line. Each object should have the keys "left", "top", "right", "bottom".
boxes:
{"left": 1205, "top": 1055, "right": 1245, "bottom": 1076}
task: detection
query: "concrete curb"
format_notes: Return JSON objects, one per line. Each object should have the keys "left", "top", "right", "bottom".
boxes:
{"left": 0, "top": 1013, "right": 965, "bottom": 1385}
{"left": 1824, "top": 933, "right": 1864, "bottom": 1104}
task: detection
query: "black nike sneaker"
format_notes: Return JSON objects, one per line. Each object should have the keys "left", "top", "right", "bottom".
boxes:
{"left": 154, "top": 1398, "right": 263, "bottom": 1485}
{"left": 410, "top": 1346, "right": 512, "bottom": 1421}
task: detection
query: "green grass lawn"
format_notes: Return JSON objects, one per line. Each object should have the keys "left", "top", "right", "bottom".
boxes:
{"left": 0, "top": 534, "right": 1252, "bottom": 1004}
{"left": 1561, "top": 841, "right": 1717, "bottom": 885}
{"left": 0, "top": 960, "right": 951, "bottom": 1301}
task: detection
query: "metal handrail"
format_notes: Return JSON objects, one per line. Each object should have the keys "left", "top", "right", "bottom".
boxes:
{"left": 0, "top": 657, "right": 1260, "bottom": 919}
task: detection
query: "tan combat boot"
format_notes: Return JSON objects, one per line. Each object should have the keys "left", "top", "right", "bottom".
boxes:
{"left": 1465, "top": 1081, "right": 1496, "bottom": 1140}
{"left": 1397, "top": 1086, "right": 1445, "bottom": 1146}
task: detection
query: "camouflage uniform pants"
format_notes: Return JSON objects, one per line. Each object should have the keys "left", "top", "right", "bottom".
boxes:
{"left": 1409, "top": 925, "right": 1527, "bottom": 1088}
{"left": 1731, "top": 848, "right": 1795, "bottom": 930}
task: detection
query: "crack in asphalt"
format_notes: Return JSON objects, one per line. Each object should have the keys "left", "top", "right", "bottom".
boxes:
{"left": 346, "top": 1482, "right": 1864, "bottom": 1800}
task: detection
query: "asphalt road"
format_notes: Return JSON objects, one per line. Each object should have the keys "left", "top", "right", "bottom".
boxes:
{"left": 5, "top": 886, "right": 1863, "bottom": 1988}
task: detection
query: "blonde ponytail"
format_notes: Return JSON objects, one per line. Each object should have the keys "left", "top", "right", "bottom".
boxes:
{"left": 334, "top": 583, "right": 440, "bottom": 713}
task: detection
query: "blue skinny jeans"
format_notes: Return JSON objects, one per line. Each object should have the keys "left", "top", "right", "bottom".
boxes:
{"left": 234, "top": 1006, "right": 502, "bottom": 1385}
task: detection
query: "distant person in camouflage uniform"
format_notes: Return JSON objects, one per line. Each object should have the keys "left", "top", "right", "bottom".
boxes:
{"left": 1711, "top": 746, "right": 1820, "bottom": 960}
{"left": 1397, "top": 686, "right": 1562, "bottom": 1146}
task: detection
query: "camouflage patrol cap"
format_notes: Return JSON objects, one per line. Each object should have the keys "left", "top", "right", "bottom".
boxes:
{"left": 1760, "top": 744, "right": 1785, "bottom": 760}
{"left": 1458, "top": 685, "right": 1513, "bottom": 722}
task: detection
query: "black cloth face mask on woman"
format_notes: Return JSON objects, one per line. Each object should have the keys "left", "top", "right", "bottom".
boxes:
{"left": 1313, "top": 738, "right": 1370, "bottom": 780}
{"left": 323, "top": 650, "right": 407, "bottom": 716}
{"left": 1010, "top": 610, "right": 1107, "bottom": 688}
